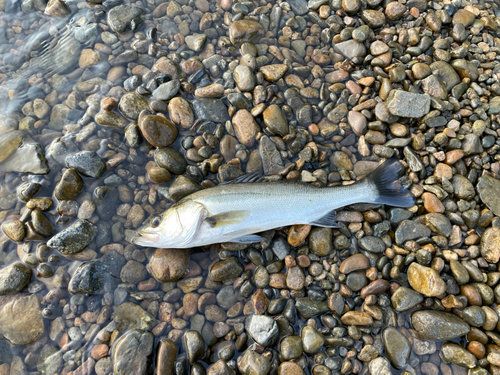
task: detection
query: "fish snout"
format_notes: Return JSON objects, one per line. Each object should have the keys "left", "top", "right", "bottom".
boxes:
{"left": 131, "top": 231, "right": 160, "bottom": 246}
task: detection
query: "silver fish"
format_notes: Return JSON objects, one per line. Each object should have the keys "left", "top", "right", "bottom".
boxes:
{"left": 132, "top": 158, "right": 414, "bottom": 249}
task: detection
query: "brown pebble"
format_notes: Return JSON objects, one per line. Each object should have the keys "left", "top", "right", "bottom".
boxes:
{"left": 101, "top": 97, "right": 117, "bottom": 111}
{"left": 91, "top": 344, "right": 109, "bottom": 360}
{"left": 296, "top": 255, "right": 311, "bottom": 268}
{"left": 467, "top": 341, "right": 485, "bottom": 359}
{"left": 461, "top": 285, "right": 482, "bottom": 306}
{"left": 287, "top": 224, "right": 311, "bottom": 247}
{"left": 252, "top": 289, "right": 269, "bottom": 315}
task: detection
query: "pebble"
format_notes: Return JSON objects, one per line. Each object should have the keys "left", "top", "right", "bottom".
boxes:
{"left": 391, "top": 286, "right": 424, "bottom": 312}
{"left": 477, "top": 175, "right": 500, "bottom": 216}
{"left": 229, "top": 20, "right": 265, "bottom": 46}
{"left": 263, "top": 105, "right": 289, "bottom": 136}
{"left": 480, "top": 226, "right": 500, "bottom": 263}
{"left": 210, "top": 257, "right": 244, "bottom": 282}
{"left": 382, "top": 327, "right": 411, "bottom": 369}
{"left": 238, "top": 350, "right": 271, "bottom": 375}
{"left": 66, "top": 151, "right": 107, "bottom": 179}
{"left": 407, "top": 262, "right": 447, "bottom": 297}
{"left": 386, "top": 90, "right": 431, "bottom": 118}
{"left": 55, "top": 168, "right": 83, "bottom": 200}
{"left": 139, "top": 115, "right": 178, "bottom": 148}
{"left": 412, "top": 310, "right": 470, "bottom": 341}
{"left": 440, "top": 342, "right": 477, "bottom": 369}
{"left": 150, "top": 248, "right": 190, "bottom": 282}
{"left": 112, "top": 329, "right": 154, "bottom": 375}
{"left": 168, "top": 97, "right": 194, "bottom": 128}
{"left": 184, "top": 330, "right": 205, "bottom": 364}
{"left": 245, "top": 315, "right": 279, "bottom": 347}
{"left": 152, "top": 80, "right": 180, "bottom": 101}
{"left": 1, "top": 221, "right": 25, "bottom": 242}
{"left": 0, "top": 294, "right": 44, "bottom": 345}
{"left": 232, "top": 110, "right": 260, "bottom": 147}
{"left": 0, "top": 262, "right": 32, "bottom": 295}
{"left": 47, "top": 219, "right": 98, "bottom": 255}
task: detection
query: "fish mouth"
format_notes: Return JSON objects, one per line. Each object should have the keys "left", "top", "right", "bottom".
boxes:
{"left": 132, "top": 231, "right": 160, "bottom": 245}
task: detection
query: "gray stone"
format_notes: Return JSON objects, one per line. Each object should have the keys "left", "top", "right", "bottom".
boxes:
{"left": 185, "top": 33, "right": 207, "bottom": 52}
{"left": 411, "top": 310, "right": 470, "bottom": 341}
{"left": 394, "top": 220, "right": 431, "bottom": 245}
{"left": 358, "top": 236, "right": 386, "bottom": 253}
{"left": 333, "top": 40, "right": 366, "bottom": 60}
{"left": 0, "top": 262, "right": 32, "bottom": 295}
{"left": 47, "top": 219, "right": 98, "bottom": 255}
{"left": 65, "top": 150, "right": 107, "bottom": 179}
{"left": 152, "top": 80, "right": 180, "bottom": 101}
{"left": 192, "top": 99, "right": 230, "bottom": 123}
{"left": 382, "top": 327, "right": 411, "bottom": 370}
{"left": 113, "top": 329, "right": 154, "bottom": 375}
{"left": 69, "top": 261, "right": 110, "bottom": 295}
{"left": 259, "top": 135, "right": 284, "bottom": 175}
{"left": 245, "top": 314, "right": 279, "bottom": 347}
{"left": 391, "top": 286, "right": 424, "bottom": 312}
{"left": 477, "top": 175, "right": 500, "bottom": 216}
{"left": 386, "top": 90, "right": 431, "bottom": 118}
{"left": 107, "top": 5, "right": 143, "bottom": 33}
{"left": 288, "top": 0, "right": 308, "bottom": 14}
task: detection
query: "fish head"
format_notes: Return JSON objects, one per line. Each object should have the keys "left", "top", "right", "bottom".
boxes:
{"left": 132, "top": 200, "right": 207, "bottom": 248}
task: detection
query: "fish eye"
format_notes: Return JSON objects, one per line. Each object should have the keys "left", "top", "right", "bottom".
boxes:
{"left": 151, "top": 216, "right": 161, "bottom": 228}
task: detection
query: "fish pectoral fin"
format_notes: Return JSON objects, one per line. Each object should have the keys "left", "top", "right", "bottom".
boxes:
{"left": 227, "top": 234, "right": 263, "bottom": 244}
{"left": 204, "top": 210, "right": 250, "bottom": 228}
{"left": 311, "top": 210, "right": 340, "bottom": 228}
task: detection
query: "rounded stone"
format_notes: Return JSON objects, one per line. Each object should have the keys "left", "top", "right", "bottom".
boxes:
{"left": 150, "top": 248, "right": 190, "bottom": 282}
{"left": 301, "top": 326, "right": 324, "bottom": 354}
{"left": 281, "top": 335, "right": 303, "bottom": 360}
{"left": 0, "top": 262, "right": 32, "bottom": 295}
{"left": 229, "top": 20, "right": 265, "bottom": 46}
{"left": 55, "top": 168, "right": 84, "bottom": 200}
{"left": 184, "top": 330, "right": 205, "bottom": 364}
{"left": 168, "top": 97, "right": 194, "bottom": 128}
{"left": 1, "top": 221, "right": 25, "bottom": 242}
{"left": 262, "top": 104, "right": 289, "bottom": 136}
{"left": 382, "top": 327, "right": 411, "bottom": 369}
{"left": 407, "top": 262, "right": 446, "bottom": 297}
{"left": 139, "top": 115, "right": 178, "bottom": 148}
{"left": 155, "top": 147, "right": 187, "bottom": 175}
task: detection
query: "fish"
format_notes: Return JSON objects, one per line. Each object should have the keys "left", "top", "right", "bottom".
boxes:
{"left": 132, "top": 158, "right": 415, "bottom": 249}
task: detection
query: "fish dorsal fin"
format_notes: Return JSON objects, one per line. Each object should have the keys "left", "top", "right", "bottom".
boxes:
{"left": 205, "top": 210, "right": 250, "bottom": 228}
{"left": 219, "top": 170, "right": 265, "bottom": 185}
{"left": 311, "top": 210, "right": 340, "bottom": 228}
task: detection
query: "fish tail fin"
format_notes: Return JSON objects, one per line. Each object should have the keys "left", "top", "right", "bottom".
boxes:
{"left": 361, "top": 158, "right": 415, "bottom": 207}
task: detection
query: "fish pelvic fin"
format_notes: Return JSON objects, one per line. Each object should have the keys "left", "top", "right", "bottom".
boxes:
{"left": 361, "top": 158, "right": 415, "bottom": 208}
{"left": 226, "top": 234, "right": 263, "bottom": 244}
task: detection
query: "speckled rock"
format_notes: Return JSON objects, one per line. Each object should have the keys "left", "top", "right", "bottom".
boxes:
{"left": 412, "top": 310, "right": 470, "bottom": 341}
{"left": 47, "top": 219, "right": 98, "bottom": 255}
{"left": 0, "top": 262, "right": 32, "bottom": 295}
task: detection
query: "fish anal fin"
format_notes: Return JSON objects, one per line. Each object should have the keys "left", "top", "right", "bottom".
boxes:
{"left": 205, "top": 210, "right": 250, "bottom": 228}
{"left": 227, "top": 234, "right": 263, "bottom": 243}
{"left": 311, "top": 210, "right": 340, "bottom": 228}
